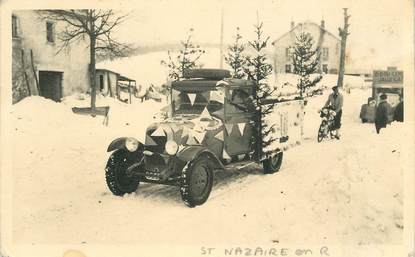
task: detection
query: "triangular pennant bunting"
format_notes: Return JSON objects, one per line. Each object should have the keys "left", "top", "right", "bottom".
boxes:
{"left": 162, "top": 125, "right": 173, "bottom": 138}
{"left": 225, "top": 124, "right": 233, "bottom": 135}
{"left": 193, "top": 131, "right": 206, "bottom": 143}
{"left": 200, "top": 107, "right": 211, "bottom": 119}
{"left": 214, "top": 131, "right": 224, "bottom": 141}
{"left": 238, "top": 154, "right": 245, "bottom": 161}
{"left": 145, "top": 134, "right": 158, "bottom": 146}
{"left": 223, "top": 149, "right": 231, "bottom": 160}
{"left": 237, "top": 123, "right": 246, "bottom": 135}
{"left": 170, "top": 124, "right": 180, "bottom": 132}
{"left": 151, "top": 126, "right": 165, "bottom": 137}
{"left": 188, "top": 93, "right": 196, "bottom": 106}
{"left": 186, "top": 136, "right": 198, "bottom": 145}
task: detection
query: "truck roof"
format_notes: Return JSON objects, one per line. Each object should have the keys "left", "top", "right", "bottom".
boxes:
{"left": 172, "top": 78, "right": 254, "bottom": 91}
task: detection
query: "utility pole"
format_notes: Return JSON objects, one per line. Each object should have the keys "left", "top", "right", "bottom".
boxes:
{"left": 219, "top": 8, "right": 224, "bottom": 69}
{"left": 337, "top": 8, "right": 351, "bottom": 88}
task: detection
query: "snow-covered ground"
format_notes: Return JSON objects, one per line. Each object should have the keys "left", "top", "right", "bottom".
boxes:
{"left": 9, "top": 86, "right": 406, "bottom": 251}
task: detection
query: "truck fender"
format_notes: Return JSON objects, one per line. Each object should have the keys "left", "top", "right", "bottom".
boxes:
{"left": 177, "top": 146, "right": 224, "bottom": 170}
{"left": 107, "top": 137, "right": 143, "bottom": 152}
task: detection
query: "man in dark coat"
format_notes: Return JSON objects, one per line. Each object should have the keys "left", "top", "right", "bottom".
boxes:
{"left": 375, "top": 93, "right": 392, "bottom": 134}
{"left": 393, "top": 96, "right": 404, "bottom": 122}
{"left": 324, "top": 86, "right": 343, "bottom": 139}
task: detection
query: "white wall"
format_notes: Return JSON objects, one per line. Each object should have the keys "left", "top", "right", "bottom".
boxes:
{"left": 13, "top": 10, "right": 90, "bottom": 97}
{"left": 273, "top": 22, "right": 340, "bottom": 74}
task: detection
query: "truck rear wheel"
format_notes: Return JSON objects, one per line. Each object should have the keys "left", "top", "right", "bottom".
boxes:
{"left": 262, "top": 152, "right": 284, "bottom": 174}
{"left": 105, "top": 150, "right": 140, "bottom": 196}
{"left": 180, "top": 156, "right": 214, "bottom": 207}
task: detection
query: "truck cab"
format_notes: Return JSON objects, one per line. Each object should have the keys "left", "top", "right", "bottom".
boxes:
{"left": 105, "top": 69, "right": 303, "bottom": 207}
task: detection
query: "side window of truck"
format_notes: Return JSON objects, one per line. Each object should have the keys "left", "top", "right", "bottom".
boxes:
{"left": 227, "top": 89, "right": 254, "bottom": 113}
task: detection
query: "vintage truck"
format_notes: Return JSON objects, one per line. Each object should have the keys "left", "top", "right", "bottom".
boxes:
{"left": 105, "top": 69, "right": 304, "bottom": 207}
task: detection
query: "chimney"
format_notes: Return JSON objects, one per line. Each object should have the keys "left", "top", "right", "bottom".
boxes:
{"left": 290, "top": 21, "right": 295, "bottom": 30}
{"left": 321, "top": 19, "right": 325, "bottom": 29}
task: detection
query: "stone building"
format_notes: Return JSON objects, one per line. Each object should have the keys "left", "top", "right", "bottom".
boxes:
{"left": 12, "top": 10, "right": 90, "bottom": 103}
{"left": 272, "top": 20, "right": 341, "bottom": 75}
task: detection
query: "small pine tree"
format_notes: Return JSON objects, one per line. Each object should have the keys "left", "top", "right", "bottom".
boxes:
{"left": 292, "top": 32, "right": 322, "bottom": 98}
{"left": 244, "top": 21, "right": 276, "bottom": 159}
{"left": 161, "top": 28, "right": 205, "bottom": 82}
{"left": 224, "top": 27, "right": 246, "bottom": 79}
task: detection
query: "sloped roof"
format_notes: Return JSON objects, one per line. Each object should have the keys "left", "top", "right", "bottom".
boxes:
{"left": 272, "top": 21, "right": 341, "bottom": 45}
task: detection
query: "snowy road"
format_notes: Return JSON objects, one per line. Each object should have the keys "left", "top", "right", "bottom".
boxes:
{"left": 11, "top": 88, "right": 404, "bottom": 246}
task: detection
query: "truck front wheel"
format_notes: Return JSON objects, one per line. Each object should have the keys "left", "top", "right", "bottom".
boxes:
{"left": 105, "top": 150, "right": 140, "bottom": 196}
{"left": 262, "top": 152, "right": 284, "bottom": 174}
{"left": 180, "top": 156, "right": 214, "bottom": 207}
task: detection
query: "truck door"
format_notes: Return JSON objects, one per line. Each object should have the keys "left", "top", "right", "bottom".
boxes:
{"left": 223, "top": 87, "right": 255, "bottom": 158}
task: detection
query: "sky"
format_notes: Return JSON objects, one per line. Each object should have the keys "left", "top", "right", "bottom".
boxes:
{"left": 4, "top": 0, "right": 412, "bottom": 70}
{"left": 113, "top": 0, "right": 413, "bottom": 70}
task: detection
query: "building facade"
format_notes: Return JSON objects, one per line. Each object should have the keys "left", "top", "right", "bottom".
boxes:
{"left": 272, "top": 20, "right": 341, "bottom": 75}
{"left": 12, "top": 10, "right": 90, "bottom": 103}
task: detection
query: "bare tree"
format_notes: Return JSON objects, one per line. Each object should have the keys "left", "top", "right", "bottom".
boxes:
{"left": 39, "top": 9, "right": 130, "bottom": 109}
{"left": 337, "top": 8, "right": 351, "bottom": 88}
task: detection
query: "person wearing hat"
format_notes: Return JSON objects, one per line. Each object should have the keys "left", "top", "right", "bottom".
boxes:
{"left": 393, "top": 94, "right": 404, "bottom": 122}
{"left": 324, "top": 86, "right": 343, "bottom": 139}
{"left": 375, "top": 93, "right": 392, "bottom": 134}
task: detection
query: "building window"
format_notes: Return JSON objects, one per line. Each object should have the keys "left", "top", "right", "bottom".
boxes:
{"left": 285, "top": 48, "right": 292, "bottom": 61}
{"left": 46, "top": 21, "right": 55, "bottom": 43}
{"left": 322, "top": 47, "right": 329, "bottom": 61}
{"left": 322, "top": 64, "right": 328, "bottom": 74}
{"left": 285, "top": 64, "right": 292, "bottom": 73}
{"left": 99, "top": 75, "right": 104, "bottom": 91}
{"left": 12, "top": 15, "right": 18, "bottom": 38}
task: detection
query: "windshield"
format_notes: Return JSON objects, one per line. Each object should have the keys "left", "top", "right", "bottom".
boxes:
{"left": 172, "top": 88, "right": 224, "bottom": 115}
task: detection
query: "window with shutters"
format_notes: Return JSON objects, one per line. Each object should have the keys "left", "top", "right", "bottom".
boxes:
{"left": 46, "top": 21, "right": 55, "bottom": 43}
{"left": 322, "top": 47, "right": 329, "bottom": 61}
{"left": 12, "top": 15, "right": 19, "bottom": 38}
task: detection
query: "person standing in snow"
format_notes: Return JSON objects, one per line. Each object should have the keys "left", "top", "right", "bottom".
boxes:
{"left": 324, "top": 86, "right": 343, "bottom": 139}
{"left": 375, "top": 93, "right": 392, "bottom": 134}
{"left": 393, "top": 95, "right": 404, "bottom": 122}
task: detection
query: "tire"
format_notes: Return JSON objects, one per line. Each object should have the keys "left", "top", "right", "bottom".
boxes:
{"left": 180, "top": 155, "right": 214, "bottom": 207}
{"left": 262, "top": 151, "right": 284, "bottom": 174}
{"left": 105, "top": 150, "right": 140, "bottom": 196}
{"left": 317, "top": 123, "right": 326, "bottom": 142}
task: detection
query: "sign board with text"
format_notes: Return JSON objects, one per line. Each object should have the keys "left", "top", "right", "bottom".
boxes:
{"left": 373, "top": 67, "right": 404, "bottom": 85}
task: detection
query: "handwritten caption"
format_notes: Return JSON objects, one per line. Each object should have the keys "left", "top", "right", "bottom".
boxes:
{"left": 200, "top": 246, "right": 330, "bottom": 256}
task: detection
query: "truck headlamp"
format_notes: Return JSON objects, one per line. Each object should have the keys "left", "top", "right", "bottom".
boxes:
{"left": 125, "top": 137, "right": 139, "bottom": 152}
{"left": 165, "top": 140, "right": 179, "bottom": 155}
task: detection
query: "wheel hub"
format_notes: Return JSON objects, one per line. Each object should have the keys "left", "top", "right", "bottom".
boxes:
{"left": 190, "top": 165, "right": 208, "bottom": 195}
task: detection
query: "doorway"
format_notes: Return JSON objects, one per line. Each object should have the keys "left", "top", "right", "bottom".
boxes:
{"left": 39, "top": 71, "right": 63, "bottom": 102}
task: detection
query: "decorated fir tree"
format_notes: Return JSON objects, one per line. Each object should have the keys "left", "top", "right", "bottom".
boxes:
{"left": 292, "top": 32, "right": 322, "bottom": 98}
{"left": 244, "top": 21, "right": 277, "bottom": 159}
{"left": 224, "top": 27, "right": 247, "bottom": 79}
{"left": 161, "top": 28, "right": 205, "bottom": 82}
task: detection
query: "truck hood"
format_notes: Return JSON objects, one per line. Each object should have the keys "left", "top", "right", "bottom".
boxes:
{"left": 146, "top": 113, "right": 223, "bottom": 147}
